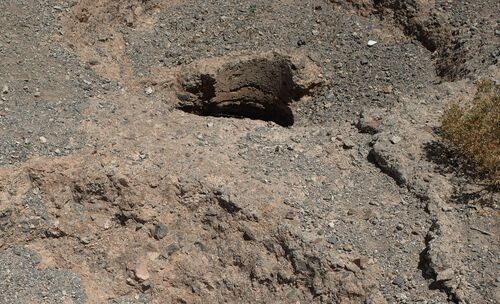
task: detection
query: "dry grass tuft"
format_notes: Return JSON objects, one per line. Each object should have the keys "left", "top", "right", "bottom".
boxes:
{"left": 441, "top": 79, "right": 500, "bottom": 185}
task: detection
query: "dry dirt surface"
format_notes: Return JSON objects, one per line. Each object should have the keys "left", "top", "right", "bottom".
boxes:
{"left": 0, "top": 0, "right": 499, "bottom": 303}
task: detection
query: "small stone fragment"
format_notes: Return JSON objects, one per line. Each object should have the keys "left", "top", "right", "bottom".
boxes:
{"left": 134, "top": 262, "right": 150, "bottom": 282}
{"left": 241, "top": 226, "right": 256, "bottom": 241}
{"left": 144, "top": 86, "right": 154, "bottom": 95}
{"left": 367, "top": 40, "right": 378, "bottom": 46}
{"left": 297, "top": 37, "right": 306, "bottom": 46}
{"left": 352, "top": 257, "right": 369, "bottom": 270}
{"left": 160, "top": 243, "right": 180, "bottom": 259}
{"left": 1, "top": 85, "right": 8, "bottom": 94}
{"left": 152, "top": 223, "right": 168, "bottom": 240}
{"left": 327, "top": 236, "right": 338, "bottom": 245}
{"left": 342, "top": 139, "right": 355, "bottom": 149}
{"left": 45, "top": 227, "right": 66, "bottom": 238}
{"left": 39, "top": 136, "right": 47, "bottom": 144}
{"left": 390, "top": 136, "right": 402, "bottom": 144}
{"left": 436, "top": 268, "right": 454, "bottom": 282}
{"left": 357, "top": 114, "right": 380, "bottom": 134}
{"left": 392, "top": 276, "right": 405, "bottom": 287}
{"left": 80, "top": 236, "right": 92, "bottom": 244}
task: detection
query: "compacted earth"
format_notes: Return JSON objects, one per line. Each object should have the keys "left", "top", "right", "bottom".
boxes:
{"left": 0, "top": 0, "right": 498, "bottom": 303}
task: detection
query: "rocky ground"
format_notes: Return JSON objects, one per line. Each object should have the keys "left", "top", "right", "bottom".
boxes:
{"left": 0, "top": 0, "right": 498, "bottom": 303}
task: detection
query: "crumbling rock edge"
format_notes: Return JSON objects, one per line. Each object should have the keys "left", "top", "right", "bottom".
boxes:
{"left": 0, "top": 155, "right": 386, "bottom": 303}
{"left": 175, "top": 51, "right": 324, "bottom": 126}
{"left": 368, "top": 131, "right": 487, "bottom": 303}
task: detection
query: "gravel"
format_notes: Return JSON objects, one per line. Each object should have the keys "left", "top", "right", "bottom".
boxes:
{"left": 0, "top": 247, "right": 86, "bottom": 304}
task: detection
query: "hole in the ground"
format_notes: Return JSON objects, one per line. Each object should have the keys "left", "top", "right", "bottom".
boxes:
{"left": 177, "top": 56, "right": 312, "bottom": 127}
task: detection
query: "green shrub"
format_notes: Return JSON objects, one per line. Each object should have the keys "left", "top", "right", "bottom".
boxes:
{"left": 441, "top": 79, "right": 500, "bottom": 185}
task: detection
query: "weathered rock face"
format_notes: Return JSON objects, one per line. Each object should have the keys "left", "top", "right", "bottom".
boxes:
{"left": 369, "top": 133, "right": 410, "bottom": 185}
{"left": 0, "top": 157, "right": 385, "bottom": 303}
{"left": 177, "top": 52, "right": 323, "bottom": 127}
{"left": 1, "top": 0, "right": 498, "bottom": 303}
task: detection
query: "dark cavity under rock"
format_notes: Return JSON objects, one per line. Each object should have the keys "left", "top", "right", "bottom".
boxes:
{"left": 177, "top": 52, "right": 322, "bottom": 127}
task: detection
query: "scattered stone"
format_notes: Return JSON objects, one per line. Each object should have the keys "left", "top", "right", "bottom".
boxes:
{"left": 152, "top": 223, "right": 168, "bottom": 240}
{"left": 369, "top": 134, "right": 409, "bottom": 185}
{"left": 34, "top": 90, "right": 40, "bottom": 97}
{"left": 312, "top": 29, "right": 320, "bottom": 36}
{"left": 327, "top": 236, "right": 338, "bottom": 245}
{"left": 39, "top": 136, "right": 47, "bottom": 144}
{"left": 45, "top": 227, "right": 66, "bottom": 238}
{"left": 0, "top": 247, "right": 86, "bottom": 303}
{"left": 352, "top": 257, "right": 369, "bottom": 270}
{"left": 241, "top": 226, "right": 256, "bottom": 241}
{"left": 160, "top": 243, "right": 180, "bottom": 259}
{"left": 357, "top": 114, "right": 380, "bottom": 134}
{"left": 285, "top": 211, "right": 296, "bottom": 220}
{"left": 367, "top": 40, "right": 378, "bottom": 46}
{"left": 144, "top": 86, "right": 154, "bottom": 95}
{"left": 392, "top": 276, "right": 405, "bottom": 287}
{"left": 383, "top": 85, "right": 393, "bottom": 94}
{"left": 80, "top": 236, "right": 92, "bottom": 244}
{"left": 297, "top": 37, "right": 306, "bottom": 46}
{"left": 1, "top": 85, "right": 8, "bottom": 94}
{"left": 215, "top": 190, "right": 242, "bottom": 213}
{"left": 98, "top": 35, "right": 109, "bottom": 42}
{"left": 390, "top": 136, "right": 402, "bottom": 144}
{"left": 436, "top": 268, "right": 454, "bottom": 282}
{"left": 342, "top": 244, "right": 353, "bottom": 252}
{"left": 117, "top": 177, "right": 129, "bottom": 187}
{"left": 134, "top": 262, "right": 150, "bottom": 282}
{"left": 342, "top": 139, "right": 355, "bottom": 150}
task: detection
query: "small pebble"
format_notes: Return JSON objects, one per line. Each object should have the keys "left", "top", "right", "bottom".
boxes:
{"left": 145, "top": 86, "right": 154, "bottom": 95}
{"left": 327, "top": 236, "right": 338, "bottom": 245}
{"left": 297, "top": 38, "right": 306, "bottom": 46}
{"left": 390, "top": 136, "right": 402, "bottom": 144}
{"left": 342, "top": 139, "right": 355, "bottom": 149}
{"left": 39, "top": 136, "right": 47, "bottom": 144}
{"left": 152, "top": 223, "right": 168, "bottom": 240}
{"left": 367, "top": 40, "right": 378, "bottom": 46}
{"left": 134, "top": 262, "right": 150, "bottom": 282}
{"left": 392, "top": 276, "right": 405, "bottom": 287}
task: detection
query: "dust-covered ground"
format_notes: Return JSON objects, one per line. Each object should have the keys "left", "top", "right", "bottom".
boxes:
{"left": 0, "top": 0, "right": 499, "bottom": 303}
